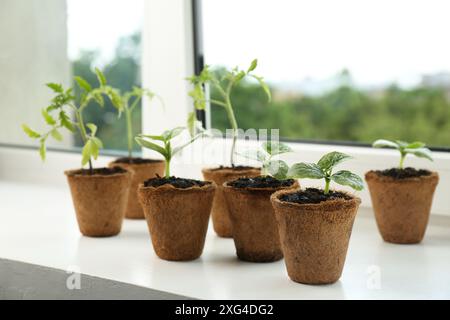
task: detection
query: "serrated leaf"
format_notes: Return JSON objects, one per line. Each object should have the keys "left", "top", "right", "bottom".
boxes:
{"left": 74, "top": 76, "right": 92, "bottom": 92}
{"left": 59, "top": 111, "right": 75, "bottom": 132}
{"left": 41, "top": 109, "right": 56, "bottom": 125}
{"left": 189, "top": 84, "right": 206, "bottom": 110}
{"left": 95, "top": 68, "right": 107, "bottom": 86}
{"left": 288, "top": 163, "right": 325, "bottom": 179}
{"left": 331, "top": 170, "right": 364, "bottom": 191}
{"left": 50, "top": 128, "right": 63, "bottom": 141}
{"left": 317, "top": 151, "right": 352, "bottom": 172}
{"left": 405, "top": 147, "right": 433, "bottom": 161}
{"left": 262, "top": 141, "right": 292, "bottom": 156}
{"left": 39, "top": 139, "right": 46, "bottom": 161}
{"left": 22, "top": 124, "right": 41, "bottom": 138}
{"left": 247, "top": 59, "right": 257, "bottom": 73}
{"left": 135, "top": 137, "right": 167, "bottom": 158}
{"left": 46, "top": 83, "right": 63, "bottom": 93}
{"left": 93, "top": 92, "right": 105, "bottom": 107}
{"left": 372, "top": 139, "right": 399, "bottom": 149}
{"left": 81, "top": 140, "right": 93, "bottom": 166}
{"left": 264, "top": 160, "right": 289, "bottom": 180}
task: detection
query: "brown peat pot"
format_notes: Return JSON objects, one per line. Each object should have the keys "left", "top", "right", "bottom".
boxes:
{"left": 202, "top": 166, "right": 260, "bottom": 238}
{"left": 138, "top": 179, "right": 216, "bottom": 261}
{"left": 365, "top": 170, "right": 439, "bottom": 244}
{"left": 109, "top": 158, "right": 165, "bottom": 219}
{"left": 271, "top": 189, "right": 361, "bottom": 285}
{"left": 65, "top": 167, "right": 132, "bottom": 237}
{"left": 223, "top": 178, "right": 299, "bottom": 262}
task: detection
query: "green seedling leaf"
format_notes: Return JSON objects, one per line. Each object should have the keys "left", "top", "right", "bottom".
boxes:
{"left": 81, "top": 140, "right": 93, "bottom": 166}
{"left": 247, "top": 59, "right": 258, "bottom": 73}
{"left": 237, "top": 149, "right": 267, "bottom": 162}
{"left": 406, "top": 141, "right": 426, "bottom": 149}
{"left": 74, "top": 76, "right": 92, "bottom": 92}
{"left": 172, "top": 131, "right": 205, "bottom": 156}
{"left": 135, "top": 136, "right": 168, "bottom": 158}
{"left": 406, "top": 147, "right": 433, "bottom": 161}
{"left": 59, "top": 111, "right": 75, "bottom": 132}
{"left": 50, "top": 128, "right": 63, "bottom": 141}
{"left": 372, "top": 139, "right": 399, "bottom": 149}
{"left": 41, "top": 109, "right": 56, "bottom": 126}
{"left": 262, "top": 141, "right": 292, "bottom": 156}
{"left": 90, "top": 136, "right": 104, "bottom": 149}
{"left": 163, "top": 127, "right": 185, "bottom": 140}
{"left": 93, "top": 92, "right": 105, "bottom": 107}
{"left": 265, "top": 160, "right": 289, "bottom": 180}
{"left": 395, "top": 140, "right": 409, "bottom": 148}
{"left": 22, "top": 124, "right": 41, "bottom": 139}
{"left": 187, "top": 112, "right": 197, "bottom": 137}
{"left": 95, "top": 68, "right": 107, "bottom": 86}
{"left": 86, "top": 123, "right": 97, "bottom": 136}
{"left": 46, "top": 83, "right": 64, "bottom": 93}
{"left": 250, "top": 74, "right": 272, "bottom": 102}
{"left": 331, "top": 170, "right": 364, "bottom": 191}
{"left": 288, "top": 163, "right": 325, "bottom": 179}
{"left": 317, "top": 151, "right": 352, "bottom": 172}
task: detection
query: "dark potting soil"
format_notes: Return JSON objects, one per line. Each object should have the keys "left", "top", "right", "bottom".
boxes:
{"left": 228, "top": 176, "right": 295, "bottom": 189}
{"left": 144, "top": 176, "right": 209, "bottom": 189}
{"left": 75, "top": 167, "right": 127, "bottom": 176}
{"left": 210, "top": 165, "right": 257, "bottom": 172}
{"left": 280, "top": 188, "right": 352, "bottom": 204}
{"left": 375, "top": 167, "right": 431, "bottom": 179}
{"left": 113, "top": 157, "right": 162, "bottom": 165}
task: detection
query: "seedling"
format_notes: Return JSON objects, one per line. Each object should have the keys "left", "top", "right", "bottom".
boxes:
{"left": 113, "top": 87, "right": 163, "bottom": 159}
{"left": 238, "top": 141, "right": 293, "bottom": 180}
{"left": 288, "top": 151, "right": 364, "bottom": 194}
{"left": 372, "top": 139, "right": 433, "bottom": 169}
{"left": 135, "top": 127, "right": 204, "bottom": 178}
{"left": 187, "top": 59, "right": 271, "bottom": 167}
{"left": 22, "top": 69, "right": 121, "bottom": 173}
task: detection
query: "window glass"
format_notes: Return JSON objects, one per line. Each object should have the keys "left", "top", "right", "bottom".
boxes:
{"left": 202, "top": 0, "right": 450, "bottom": 148}
{"left": 0, "top": 0, "right": 143, "bottom": 152}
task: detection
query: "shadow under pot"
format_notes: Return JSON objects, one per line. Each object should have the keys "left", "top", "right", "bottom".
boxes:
{"left": 223, "top": 176, "right": 299, "bottom": 262}
{"left": 109, "top": 157, "right": 165, "bottom": 219}
{"left": 65, "top": 167, "right": 132, "bottom": 237}
{"left": 202, "top": 166, "right": 260, "bottom": 238}
{"left": 138, "top": 177, "right": 216, "bottom": 261}
{"left": 271, "top": 188, "right": 361, "bottom": 285}
{"left": 365, "top": 168, "right": 439, "bottom": 244}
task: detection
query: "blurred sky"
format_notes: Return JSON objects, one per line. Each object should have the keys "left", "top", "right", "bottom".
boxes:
{"left": 68, "top": 0, "right": 450, "bottom": 89}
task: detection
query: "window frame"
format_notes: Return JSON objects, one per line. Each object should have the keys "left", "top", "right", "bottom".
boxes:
{"left": 0, "top": 0, "right": 449, "bottom": 216}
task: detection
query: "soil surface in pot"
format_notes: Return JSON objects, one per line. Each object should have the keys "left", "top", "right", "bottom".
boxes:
{"left": 112, "top": 157, "right": 162, "bottom": 165}
{"left": 374, "top": 167, "right": 431, "bottom": 179}
{"left": 72, "top": 167, "right": 127, "bottom": 176}
{"left": 210, "top": 165, "right": 256, "bottom": 172}
{"left": 280, "top": 188, "right": 352, "bottom": 204}
{"left": 144, "top": 176, "right": 209, "bottom": 189}
{"left": 228, "top": 176, "right": 295, "bottom": 189}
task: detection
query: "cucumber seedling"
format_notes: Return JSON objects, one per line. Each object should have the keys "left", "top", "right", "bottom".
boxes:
{"left": 22, "top": 69, "right": 122, "bottom": 173}
{"left": 187, "top": 59, "right": 271, "bottom": 167}
{"left": 135, "top": 127, "right": 204, "bottom": 178}
{"left": 288, "top": 151, "right": 364, "bottom": 194}
{"left": 238, "top": 141, "right": 293, "bottom": 180}
{"left": 372, "top": 139, "right": 433, "bottom": 169}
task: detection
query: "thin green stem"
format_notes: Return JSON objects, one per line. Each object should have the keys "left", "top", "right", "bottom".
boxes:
{"left": 324, "top": 177, "right": 331, "bottom": 195}
{"left": 74, "top": 109, "right": 93, "bottom": 173}
{"left": 165, "top": 158, "right": 171, "bottom": 178}
{"left": 125, "top": 108, "right": 133, "bottom": 158}
{"left": 399, "top": 152, "right": 406, "bottom": 169}
{"left": 224, "top": 96, "right": 238, "bottom": 167}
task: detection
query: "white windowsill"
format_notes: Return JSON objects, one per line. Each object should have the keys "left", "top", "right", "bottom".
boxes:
{"left": 1, "top": 179, "right": 450, "bottom": 299}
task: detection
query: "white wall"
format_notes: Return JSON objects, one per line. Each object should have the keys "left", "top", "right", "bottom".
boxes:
{"left": 0, "top": 0, "right": 71, "bottom": 146}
